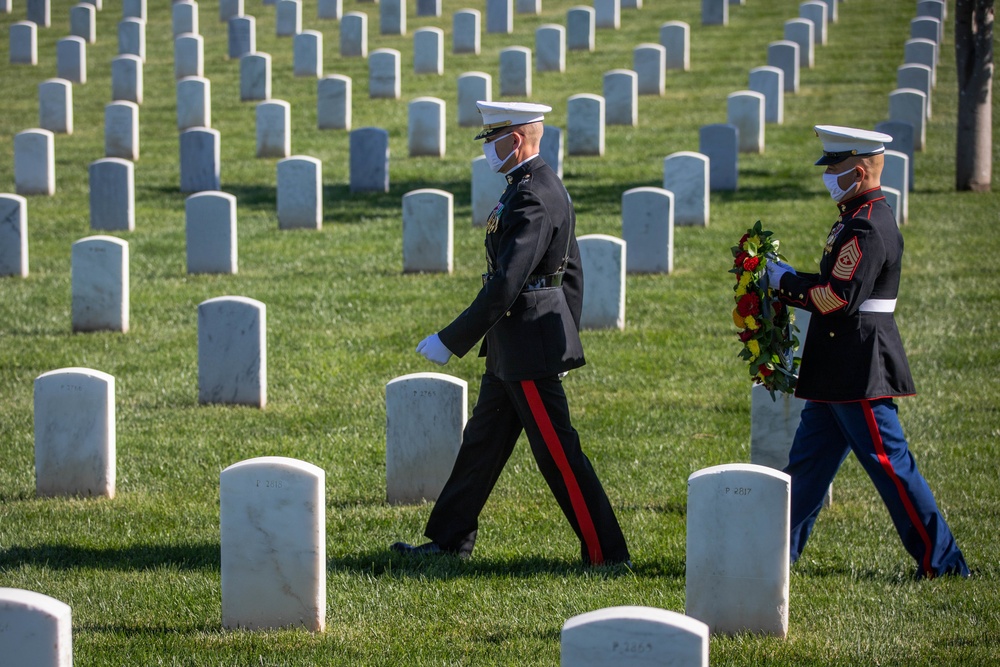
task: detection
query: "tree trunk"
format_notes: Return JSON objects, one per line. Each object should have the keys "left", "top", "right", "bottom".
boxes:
{"left": 955, "top": 0, "right": 994, "bottom": 191}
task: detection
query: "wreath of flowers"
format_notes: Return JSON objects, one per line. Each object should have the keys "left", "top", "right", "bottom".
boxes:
{"left": 730, "top": 220, "right": 800, "bottom": 398}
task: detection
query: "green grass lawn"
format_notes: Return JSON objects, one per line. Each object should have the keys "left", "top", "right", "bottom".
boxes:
{"left": 1, "top": 0, "right": 998, "bottom": 665}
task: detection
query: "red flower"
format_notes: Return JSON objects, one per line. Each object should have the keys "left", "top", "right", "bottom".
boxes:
{"left": 734, "top": 251, "right": 749, "bottom": 269}
{"left": 738, "top": 329, "right": 755, "bottom": 342}
{"left": 743, "top": 255, "right": 760, "bottom": 272}
{"left": 736, "top": 293, "right": 761, "bottom": 318}
{"left": 739, "top": 233, "right": 749, "bottom": 245}
{"left": 759, "top": 366, "right": 774, "bottom": 378}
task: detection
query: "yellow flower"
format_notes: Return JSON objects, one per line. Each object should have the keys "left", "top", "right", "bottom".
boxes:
{"left": 739, "top": 272, "right": 752, "bottom": 289}
{"left": 735, "top": 283, "right": 747, "bottom": 297}
{"left": 742, "top": 235, "right": 761, "bottom": 250}
{"left": 746, "top": 339, "right": 761, "bottom": 359}
{"left": 744, "top": 316, "right": 760, "bottom": 330}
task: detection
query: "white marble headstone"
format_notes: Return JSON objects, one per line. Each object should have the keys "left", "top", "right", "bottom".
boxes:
{"left": 699, "top": 123, "right": 738, "bottom": 192}
{"left": 904, "top": 38, "right": 937, "bottom": 87}
{"left": 276, "top": 0, "right": 302, "bottom": 37}
{"left": 659, "top": 20, "right": 690, "bottom": 71}
{"left": 105, "top": 101, "right": 139, "bottom": 161}
{"left": 499, "top": 46, "right": 531, "bottom": 97}
{"left": 198, "top": 296, "right": 266, "bottom": 407}
{"left": 56, "top": 37, "right": 87, "bottom": 84}
{"left": 34, "top": 367, "right": 116, "bottom": 497}
{"left": 898, "top": 64, "right": 933, "bottom": 119}
{"left": 685, "top": 463, "right": 790, "bottom": 638}
{"left": 380, "top": 0, "right": 405, "bottom": 35}
{"left": 219, "top": 0, "right": 242, "bottom": 24}
{"left": 566, "top": 6, "right": 595, "bottom": 51}
{"left": 186, "top": 191, "right": 237, "bottom": 274}
{"left": 594, "top": 0, "right": 620, "bottom": 30}
{"left": 89, "top": 158, "right": 134, "bottom": 232}
{"left": 889, "top": 88, "right": 927, "bottom": 150}
{"left": 26, "top": 0, "right": 50, "bottom": 26}
{"left": 701, "top": 0, "right": 727, "bottom": 26}
{"left": 882, "top": 150, "right": 909, "bottom": 224}
{"left": 799, "top": 1, "right": 827, "bottom": 45}
{"left": 767, "top": 41, "right": 799, "bottom": 93}
{"left": 621, "top": 187, "right": 673, "bottom": 274}
{"left": 277, "top": 156, "right": 322, "bottom": 230}
{"left": 561, "top": 606, "right": 708, "bottom": 667}
{"left": 14, "top": 129, "right": 55, "bottom": 196}
{"left": 748, "top": 66, "right": 784, "bottom": 124}
{"left": 179, "top": 127, "right": 220, "bottom": 193}
{"left": 486, "top": 0, "right": 512, "bottom": 34}
{"left": 239, "top": 52, "right": 271, "bottom": 102}
{"left": 540, "top": 124, "right": 564, "bottom": 179}
{"left": 633, "top": 44, "right": 665, "bottom": 96}
{"left": 71, "top": 235, "right": 129, "bottom": 332}
{"left": 385, "top": 373, "right": 466, "bottom": 504}
{"left": 317, "top": 75, "right": 352, "bottom": 130}
{"left": 118, "top": 17, "right": 146, "bottom": 62}
{"left": 220, "top": 456, "right": 325, "bottom": 631}
{"left": 228, "top": 15, "right": 255, "bottom": 60}
{"left": 603, "top": 69, "right": 639, "bottom": 127}
{"left": 578, "top": 234, "right": 626, "bottom": 330}
{"left": 783, "top": 18, "right": 814, "bottom": 68}
{"left": 340, "top": 12, "right": 367, "bottom": 57}
{"left": 567, "top": 94, "right": 604, "bottom": 156}
{"left": 727, "top": 90, "right": 765, "bottom": 154}
{"left": 663, "top": 151, "right": 709, "bottom": 226}
{"left": 174, "top": 32, "right": 204, "bottom": 80}
{"left": 173, "top": 0, "right": 199, "bottom": 36}
{"left": 0, "top": 588, "right": 72, "bottom": 666}
{"left": 457, "top": 71, "right": 491, "bottom": 127}
{"left": 9, "top": 22, "right": 38, "bottom": 65}
{"left": 70, "top": 3, "right": 96, "bottom": 43}
{"left": 318, "top": 0, "right": 341, "bottom": 19}
{"left": 471, "top": 155, "right": 508, "bottom": 227}
{"left": 452, "top": 9, "right": 480, "bottom": 54}
{"left": 39, "top": 79, "right": 73, "bottom": 135}
{"left": 256, "top": 100, "right": 291, "bottom": 158}
{"left": 402, "top": 189, "right": 453, "bottom": 273}
{"left": 294, "top": 30, "right": 322, "bottom": 77}
{"left": 416, "top": 0, "right": 440, "bottom": 16}
{"left": 177, "top": 76, "right": 211, "bottom": 130}
{"left": 369, "top": 48, "right": 401, "bottom": 99}
{"left": 0, "top": 194, "right": 28, "bottom": 277}
{"left": 111, "top": 54, "right": 143, "bottom": 104}
{"left": 123, "top": 0, "right": 146, "bottom": 20}
{"left": 408, "top": 97, "right": 445, "bottom": 157}
{"left": 413, "top": 27, "right": 443, "bottom": 75}
{"left": 535, "top": 24, "right": 565, "bottom": 73}
{"left": 349, "top": 127, "right": 390, "bottom": 193}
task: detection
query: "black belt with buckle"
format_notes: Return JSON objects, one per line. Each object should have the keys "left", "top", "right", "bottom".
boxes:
{"left": 482, "top": 272, "right": 565, "bottom": 290}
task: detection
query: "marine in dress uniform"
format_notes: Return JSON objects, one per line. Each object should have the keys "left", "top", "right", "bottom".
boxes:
{"left": 766, "top": 125, "right": 968, "bottom": 578}
{"left": 391, "top": 102, "right": 631, "bottom": 566}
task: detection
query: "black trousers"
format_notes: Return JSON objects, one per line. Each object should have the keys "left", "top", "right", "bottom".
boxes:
{"left": 424, "top": 371, "right": 630, "bottom": 565}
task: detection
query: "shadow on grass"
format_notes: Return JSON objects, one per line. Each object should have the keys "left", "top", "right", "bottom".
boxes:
{"left": 0, "top": 542, "right": 220, "bottom": 571}
{"left": 157, "top": 178, "right": 477, "bottom": 222}
{"left": 330, "top": 549, "right": 684, "bottom": 580}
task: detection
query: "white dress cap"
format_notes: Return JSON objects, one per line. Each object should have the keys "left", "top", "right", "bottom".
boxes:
{"left": 814, "top": 124, "right": 894, "bottom": 165}
{"left": 475, "top": 101, "right": 552, "bottom": 140}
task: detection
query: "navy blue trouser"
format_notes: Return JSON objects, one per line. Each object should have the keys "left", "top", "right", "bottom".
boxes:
{"left": 785, "top": 398, "right": 968, "bottom": 577}
{"left": 424, "top": 371, "right": 630, "bottom": 565}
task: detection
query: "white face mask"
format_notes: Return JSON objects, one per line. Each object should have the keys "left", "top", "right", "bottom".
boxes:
{"left": 483, "top": 133, "right": 515, "bottom": 173}
{"left": 822, "top": 167, "right": 859, "bottom": 202}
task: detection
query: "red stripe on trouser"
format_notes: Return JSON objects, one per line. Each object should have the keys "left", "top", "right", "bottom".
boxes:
{"left": 520, "top": 380, "right": 604, "bottom": 565}
{"left": 862, "top": 400, "right": 934, "bottom": 577}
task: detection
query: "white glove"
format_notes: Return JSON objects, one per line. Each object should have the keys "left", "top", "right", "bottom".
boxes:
{"left": 416, "top": 333, "right": 452, "bottom": 366}
{"left": 765, "top": 258, "right": 796, "bottom": 285}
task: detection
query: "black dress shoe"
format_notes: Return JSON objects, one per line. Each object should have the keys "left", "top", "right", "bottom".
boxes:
{"left": 390, "top": 541, "right": 470, "bottom": 559}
